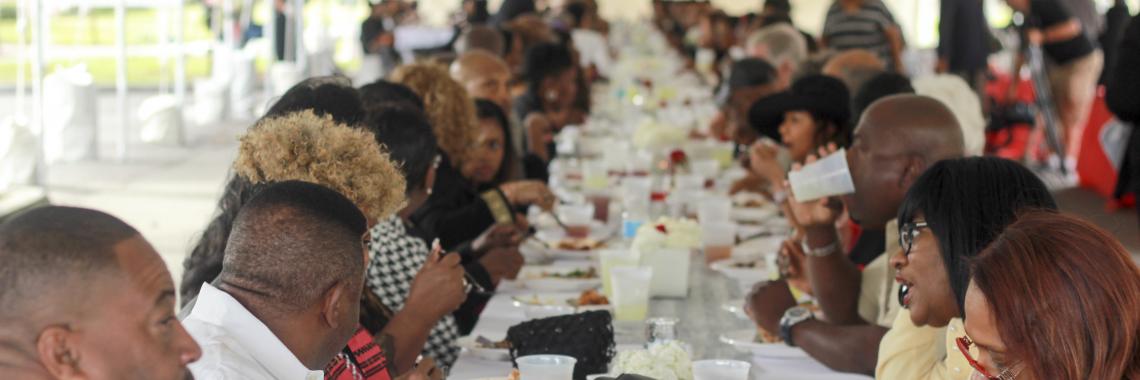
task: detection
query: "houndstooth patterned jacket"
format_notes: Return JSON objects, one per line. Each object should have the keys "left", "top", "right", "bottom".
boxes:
{"left": 366, "top": 216, "right": 460, "bottom": 369}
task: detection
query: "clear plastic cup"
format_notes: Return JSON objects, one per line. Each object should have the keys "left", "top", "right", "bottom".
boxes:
{"left": 599, "top": 249, "right": 640, "bottom": 298}
{"left": 674, "top": 174, "right": 705, "bottom": 192}
{"left": 692, "top": 360, "right": 751, "bottom": 380}
{"left": 557, "top": 204, "right": 596, "bottom": 239}
{"left": 582, "top": 160, "right": 609, "bottom": 191}
{"left": 787, "top": 148, "right": 855, "bottom": 202}
{"left": 690, "top": 159, "right": 720, "bottom": 182}
{"left": 701, "top": 222, "right": 737, "bottom": 264}
{"left": 517, "top": 355, "right": 578, "bottom": 380}
{"left": 697, "top": 198, "right": 733, "bottom": 222}
{"left": 610, "top": 266, "right": 653, "bottom": 321}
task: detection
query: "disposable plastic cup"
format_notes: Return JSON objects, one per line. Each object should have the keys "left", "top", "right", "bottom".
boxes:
{"left": 690, "top": 159, "right": 720, "bottom": 181}
{"left": 599, "top": 249, "right": 640, "bottom": 298}
{"left": 702, "top": 222, "right": 737, "bottom": 264}
{"left": 692, "top": 360, "right": 751, "bottom": 380}
{"left": 557, "top": 204, "right": 595, "bottom": 239}
{"left": 517, "top": 355, "right": 578, "bottom": 380}
{"left": 787, "top": 148, "right": 855, "bottom": 202}
{"left": 583, "top": 160, "right": 609, "bottom": 191}
{"left": 697, "top": 198, "right": 733, "bottom": 222}
{"left": 610, "top": 266, "right": 653, "bottom": 321}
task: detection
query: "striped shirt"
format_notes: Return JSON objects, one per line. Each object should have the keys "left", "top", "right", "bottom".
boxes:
{"left": 822, "top": 0, "right": 899, "bottom": 67}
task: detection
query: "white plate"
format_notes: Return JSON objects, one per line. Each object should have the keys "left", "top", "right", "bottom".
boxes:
{"left": 731, "top": 191, "right": 770, "bottom": 208}
{"left": 721, "top": 299, "right": 750, "bottom": 321}
{"left": 456, "top": 336, "right": 511, "bottom": 362}
{"left": 534, "top": 221, "right": 615, "bottom": 244}
{"left": 719, "top": 329, "right": 808, "bottom": 359}
{"left": 518, "top": 266, "right": 602, "bottom": 292}
{"left": 733, "top": 236, "right": 784, "bottom": 261}
{"left": 732, "top": 206, "right": 779, "bottom": 223}
{"left": 512, "top": 292, "right": 614, "bottom": 316}
{"left": 710, "top": 258, "right": 769, "bottom": 285}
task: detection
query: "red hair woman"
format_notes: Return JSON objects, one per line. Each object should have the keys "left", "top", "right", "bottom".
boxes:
{"left": 962, "top": 211, "right": 1140, "bottom": 379}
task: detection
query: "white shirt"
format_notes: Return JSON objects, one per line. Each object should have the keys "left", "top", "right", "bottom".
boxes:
{"left": 184, "top": 283, "right": 324, "bottom": 380}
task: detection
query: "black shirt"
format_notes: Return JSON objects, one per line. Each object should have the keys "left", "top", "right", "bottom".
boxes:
{"left": 937, "top": 0, "right": 990, "bottom": 72}
{"left": 1024, "top": 0, "right": 1096, "bottom": 64}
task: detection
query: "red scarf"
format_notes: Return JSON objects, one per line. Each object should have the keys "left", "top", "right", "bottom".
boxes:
{"left": 325, "top": 327, "right": 393, "bottom": 380}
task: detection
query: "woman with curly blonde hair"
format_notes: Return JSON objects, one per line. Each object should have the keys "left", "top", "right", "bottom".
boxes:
{"left": 390, "top": 65, "right": 554, "bottom": 256}
{"left": 182, "top": 80, "right": 464, "bottom": 379}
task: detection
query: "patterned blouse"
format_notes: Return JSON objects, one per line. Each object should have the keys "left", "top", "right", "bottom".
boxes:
{"left": 366, "top": 216, "right": 461, "bottom": 369}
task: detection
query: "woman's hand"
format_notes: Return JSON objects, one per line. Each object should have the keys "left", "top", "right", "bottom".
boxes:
{"left": 479, "top": 247, "right": 525, "bottom": 285}
{"left": 471, "top": 223, "right": 525, "bottom": 255}
{"left": 499, "top": 180, "right": 556, "bottom": 211}
{"left": 748, "top": 140, "right": 786, "bottom": 187}
{"left": 404, "top": 243, "right": 467, "bottom": 321}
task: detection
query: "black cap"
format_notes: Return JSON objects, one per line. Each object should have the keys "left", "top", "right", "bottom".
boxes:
{"left": 716, "top": 58, "right": 777, "bottom": 107}
{"left": 747, "top": 74, "right": 850, "bottom": 140}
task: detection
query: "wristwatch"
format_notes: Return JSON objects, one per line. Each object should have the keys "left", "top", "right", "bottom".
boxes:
{"left": 801, "top": 240, "right": 839, "bottom": 257}
{"left": 779, "top": 306, "right": 814, "bottom": 347}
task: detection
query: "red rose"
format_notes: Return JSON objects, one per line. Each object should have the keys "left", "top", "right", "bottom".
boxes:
{"left": 655, "top": 224, "right": 668, "bottom": 234}
{"left": 669, "top": 149, "right": 687, "bottom": 164}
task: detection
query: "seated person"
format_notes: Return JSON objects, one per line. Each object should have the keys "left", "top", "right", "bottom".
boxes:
{"left": 185, "top": 181, "right": 435, "bottom": 378}
{"left": 450, "top": 50, "right": 531, "bottom": 177}
{"left": 394, "top": 63, "right": 554, "bottom": 250}
{"left": 879, "top": 157, "right": 1056, "bottom": 379}
{"left": 512, "top": 43, "right": 581, "bottom": 178}
{"left": 0, "top": 206, "right": 201, "bottom": 379}
{"left": 965, "top": 211, "right": 1140, "bottom": 379}
{"left": 747, "top": 95, "right": 965, "bottom": 375}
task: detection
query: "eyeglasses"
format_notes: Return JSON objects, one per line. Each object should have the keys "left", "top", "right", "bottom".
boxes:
{"left": 956, "top": 336, "right": 1021, "bottom": 380}
{"left": 898, "top": 221, "right": 928, "bottom": 256}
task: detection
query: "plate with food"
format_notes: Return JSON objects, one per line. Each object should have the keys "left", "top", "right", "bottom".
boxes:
{"left": 731, "top": 191, "right": 770, "bottom": 208}
{"left": 710, "top": 257, "right": 770, "bottom": 285}
{"left": 512, "top": 289, "right": 613, "bottom": 317}
{"left": 719, "top": 328, "right": 807, "bottom": 359}
{"left": 518, "top": 266, "right": 603, "bottom": 292}
{"left": 457, "top": 335, "right": 512, "bottom": 361}
{"left": 534, "top": 221, "right": 615, "bottom": 246}
{"left": 732, "top": 236, "right": 783, "bottom": 261}
{"left": 721, "top": 300, "right": 750, "bottom": 321}
{"left": 546, "top": 238, "right": 609, "bottom": 260}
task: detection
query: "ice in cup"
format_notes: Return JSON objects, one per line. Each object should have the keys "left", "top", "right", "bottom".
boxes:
{"left": 557, "top": 204, "right": 596, "bottom": 239}
{"left": 701, "top": 222, "right": 737, "bottom": 264}
{"left": 610, "top": 266, "right": 653, "bottom": 321}
{"left": 696, "top": 198, "right": 732, "bottom": 222}
{"left": 599, "top": 249, "right": 640, "bottom": 298}
{"left": 787, "top": 148, "right": 855, "bottom": 202}
{"left": 692, "top": 360, "right": 751, "bottom": 380}
{"left": 516, "top": 355, "right": 578, "bottom": 380}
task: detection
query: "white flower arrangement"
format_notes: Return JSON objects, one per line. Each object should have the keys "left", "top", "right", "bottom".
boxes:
{"left": 631, "top": 120, "right": 687, "bottom": 151}
{"left": 612, "top": 341, "right": 693, "bottom": 380}
{"left": 631, "top": 217, "right": 702, "bottom": 253}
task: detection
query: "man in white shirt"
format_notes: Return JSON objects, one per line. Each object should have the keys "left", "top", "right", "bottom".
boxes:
{"left": 0, "top": 206, "right": 201, "bottom": 379}
{"left": 185, "top": 181, "right": 369, "bottom": 379}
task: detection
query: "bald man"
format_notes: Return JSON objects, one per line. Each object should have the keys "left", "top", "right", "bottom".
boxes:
{"left": 451, "top": 50, "right": 526, "bottom": 158}
{"left": 0, "top": 206, "right": 201, "bottom": 379}
{"left": 747, "top": 95, "right": 965, "bottom": 375}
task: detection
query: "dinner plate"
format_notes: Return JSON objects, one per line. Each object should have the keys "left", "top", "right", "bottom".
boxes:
{"left": 534, "top": 221, "right": 615, "bottom": 244}
{"left": 719, "top": 329, "right": 808, "bottom": 359}
{"left": 710, "top": 257, "right": 769, "bottom": 285}
{"left": 518, "top": 266, "right": 603, "bottom": 292}
{"left": 456, "top": 336, "right": 511, "bottom": 362}
{"left": 512, "top": 292, "right": 614, "bottom": 316}
{"left": 732, "top": 236, "right": 784, "bottom": 261}
{"left": 721, "top": 299, "right": 750, "bottom": 321}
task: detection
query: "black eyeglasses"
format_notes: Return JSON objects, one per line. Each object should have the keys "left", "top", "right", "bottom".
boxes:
{"left": 898, "top": 221, "right": 929, "bottom": 256}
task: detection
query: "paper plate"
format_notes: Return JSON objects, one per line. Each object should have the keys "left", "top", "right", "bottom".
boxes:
{"left": 719, "top": 329, "right": 808, "bottom": 359}
{"left": 710, "top": 257, "right": 769, "bottom": 285}
{"left": 456, "top": 336, "right": 511, "bottom": 362}
{"left": 518, "top": 266, "right": 602, "bottom": 292}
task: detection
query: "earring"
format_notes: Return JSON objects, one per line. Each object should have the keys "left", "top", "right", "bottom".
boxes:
{"left": 545, "top": 90, "right": 558, "bottom": 101}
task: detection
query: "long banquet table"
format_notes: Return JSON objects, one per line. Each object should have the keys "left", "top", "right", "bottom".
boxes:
{"left": 447, "top": 249, "right": 874, "bottom": 380}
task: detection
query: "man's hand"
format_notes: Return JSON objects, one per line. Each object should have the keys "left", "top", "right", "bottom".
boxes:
{"left": 479, "top": 247, "right": 525, "bottom": 285}
{"left": 745, "top": 280, "right": 798, "bottom": 334}
{"left": 471, "top": 223, "right": 525, "bottom": 255}
{"left": 405, "top": 244, "right": 467, "bottom": 321}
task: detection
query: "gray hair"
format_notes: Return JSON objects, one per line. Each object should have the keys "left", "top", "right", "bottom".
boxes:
{"left": 746, "top": 24, "right": 808, "bottom": 70}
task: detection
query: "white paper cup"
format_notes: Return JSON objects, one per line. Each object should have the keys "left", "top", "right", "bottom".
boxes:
{"left": 787, "top": 148, "right": 855, "bottom": 202}
{"left": 692, "top": 359, "right": 751, "bottom": 380}
{"left": 517, "top": 355, "right": 578, "bottom": 380}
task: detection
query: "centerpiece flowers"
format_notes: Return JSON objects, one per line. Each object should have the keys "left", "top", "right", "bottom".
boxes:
{"left": 631, "top": 217, "right": 700, "bottom": 298}
{"left": 632, "top": 120, "right": 687, "bottom": 151}
{"left": 611, "top": 341, "right": 694, "bottom": 380}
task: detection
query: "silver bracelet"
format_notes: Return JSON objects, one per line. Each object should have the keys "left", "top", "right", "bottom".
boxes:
{"left": 801, "top": 240, "right": 839, "bottom": 257}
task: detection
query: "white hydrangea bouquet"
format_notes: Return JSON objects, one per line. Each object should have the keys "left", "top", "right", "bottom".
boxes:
{"left": 612, "top": 341, "right": 694, "bottom": 380}
{"left": 632, "top": 120, "right": 688, "bottom": 151}
{"left": 632, "top": 217, "right": 700, "bottom": 297}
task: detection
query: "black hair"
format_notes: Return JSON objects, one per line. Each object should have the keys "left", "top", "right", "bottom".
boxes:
{"left": 520, "top": 43, "right": 575, "bottom": 93}
{"left": 897, "top": 157, "right": 1058, "bottom": 314}
{"left": 764, "top": 0, "right": 792, "bottom": 14}
{"left": 494, "top": 0, "right": 536, "bottom": 25}
{"left": 728, "top": 58, "right": 777, "bottom": 90}
{"left": 853, "top": 72, "right": 914, "bottom": 123}
{"left": 0, "top": 206, "right": 139, "bottom": 321}
{"left": 263, "top": 76, "right": 365, "bottom": 126}
{"left": 182, "top": 175, "right": 265, "bottom": 304}
{"left": 466, "top": 0, "right": 491, "bottom": 24}
{"left": 565, "top": 1, "right": 588, "bottom": 28}
{"left": 220, "top": 180, "right": 367, "bottom": 314}
{"left": 362, "top": 105, "right": 439, "bottom": 192}
{"left": 359, "top": 79, "right": 426, "bottom": 111}
{"left": 806, "top": 110, "right": 852, "bottom": 149}
{"left": 474, "top": 99, "right": 519, "bottom": 186}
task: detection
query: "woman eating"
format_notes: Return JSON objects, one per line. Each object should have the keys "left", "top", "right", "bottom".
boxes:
{"left": 963, "top": 211, "right": 1140, "bottom": 379}
{"left": 877, "top": 157, "right": 1057, "bottom": 379}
